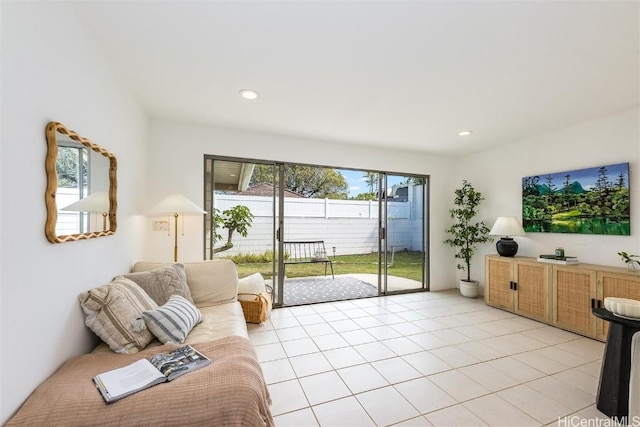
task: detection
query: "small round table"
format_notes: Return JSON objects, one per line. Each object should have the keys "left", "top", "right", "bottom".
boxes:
{"left": 592, "top": 308, "right": 640, "bottom": 418}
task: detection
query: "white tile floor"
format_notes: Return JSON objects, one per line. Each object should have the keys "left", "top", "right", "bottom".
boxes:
{"left": 248, "top": 290, "right": 613, "bottom": 427}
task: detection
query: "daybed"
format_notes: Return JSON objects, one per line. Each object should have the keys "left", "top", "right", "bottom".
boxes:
{"left": 6, "top": 260, "right": 274, "bottom": 426}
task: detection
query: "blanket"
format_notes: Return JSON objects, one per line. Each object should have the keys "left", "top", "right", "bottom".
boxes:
{"left": 6, "top": 336, "right": 273, "bottom": 427}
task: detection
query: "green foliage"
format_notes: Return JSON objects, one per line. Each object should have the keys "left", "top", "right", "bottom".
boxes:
{"left": 224, "top": 251, "right": 275, "bottom": 264}
{"left": 56, "top": 146, "right": 88, "bottom": 188}
{"left": 212, "top": 205, "right": 254, "bottom": 254}
{"left": 250, "top": 164, "right": 348, "bottom": 199}
{"left": 400, "top": 177, "right": 425, "bottom": 186}
{"left": 618, "top": 251, "right": 640, "bottom": 269}
{"left": 363, "top": 172, "right": 379, "bottom": 193}
{"left": 235, "top": 251, "right": 424, "bottom": 281}
{"left": 248, "top": 165, "right": 276, "bottom": 188}
{"left": 443, "top": 180, "right": 492, "bottom": 282}
{"left": 351, "top": 192, "right": 377, "bottom": 201}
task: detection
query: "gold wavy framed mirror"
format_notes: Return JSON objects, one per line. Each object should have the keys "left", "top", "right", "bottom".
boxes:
{"left": 45, "top": 122, "right": 118, "bottom": 243}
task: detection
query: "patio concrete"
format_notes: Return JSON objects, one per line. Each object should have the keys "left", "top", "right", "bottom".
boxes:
{"left": 344, "top": 273, "right": 424, "bottom": 293}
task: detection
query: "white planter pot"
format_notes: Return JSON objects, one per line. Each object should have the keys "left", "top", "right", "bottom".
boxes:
{"left": 459, "top": 280, "right": 479, "bottom": 298}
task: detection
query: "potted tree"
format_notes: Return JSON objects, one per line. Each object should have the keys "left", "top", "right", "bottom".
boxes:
{"left": 444, "top": 180, "right": 492, "bottom": 297}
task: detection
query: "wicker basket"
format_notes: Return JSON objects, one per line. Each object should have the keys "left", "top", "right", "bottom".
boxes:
{"left": 238, "top": 292, "right": 272, "bottom": 324}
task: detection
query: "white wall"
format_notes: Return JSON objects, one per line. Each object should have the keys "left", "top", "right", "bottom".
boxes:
{"left": 0, "top": 3, "right": 148, "bottom": 423}
{"left": 456, "top": 108, "right": 640, "bottom": 294}
{"left": 145, "top": 119, "right": 457, "bottom": 290}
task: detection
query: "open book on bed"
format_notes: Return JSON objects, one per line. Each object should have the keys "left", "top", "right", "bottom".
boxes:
{"left": 93, "top": 345, "right": 211, "bottom": 403}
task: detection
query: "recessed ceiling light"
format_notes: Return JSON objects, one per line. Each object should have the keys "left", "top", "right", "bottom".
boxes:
{"left": 229, "top": 174, "right": 237, "bottom": 177}
{"left": 239, "top": 89, "right": 259, "bottom": 100}
{"left": 458, "top": 130, "right": 473, "bottom": 136}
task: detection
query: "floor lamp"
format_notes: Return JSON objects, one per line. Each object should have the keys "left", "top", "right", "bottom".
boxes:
{"left": 61, "top": 190, "right": 110, "bottom": 232}
{"left": 149, "top": 194, "right": 206, "bottom": 262}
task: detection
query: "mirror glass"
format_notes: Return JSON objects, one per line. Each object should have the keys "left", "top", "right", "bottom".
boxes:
{"left": 45, "top": 122, "right": 117, "bottom": 243}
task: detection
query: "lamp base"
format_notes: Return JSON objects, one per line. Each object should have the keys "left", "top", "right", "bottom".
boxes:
{"left": 496, "top": 237, "right": 519, "bottom": 257}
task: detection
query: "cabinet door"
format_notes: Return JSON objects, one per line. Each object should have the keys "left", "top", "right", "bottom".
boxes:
{"left": 485, "top": 256, "right": 514, "bottom": 311}
{"left": 552, "top": 266, "right": 597, "bottom": 337}
{"left": 596, "top": 271, "right": 640, "bottom": 341}
{"left": 514, "top": 261, "right": 550, "bottom": 323}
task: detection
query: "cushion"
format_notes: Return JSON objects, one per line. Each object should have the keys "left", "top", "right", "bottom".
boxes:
{"left": 237, "top": 272, "right": 267, "bottom": 301}
{"left": 117, "top": 263, "right": 193, "bottom": 306}
{"left": 78, "top": 278, "right": 158, "bottom": 354}
{"left": 182, "top": 260, "right": 239, "bottom": 306}
{"left": 132, "top": 260, "right": 238, "bottom": 307}
{"left": 142, "top": 294, "right": 202, "bottom": 344}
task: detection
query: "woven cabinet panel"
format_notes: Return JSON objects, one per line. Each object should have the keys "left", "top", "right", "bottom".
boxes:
{"left": 515, "top": 263, "right": 546, "bottom": 320}
{"left": 555, "top": 269, "right": 593, "bottom": 334}
{"left": 599, "top": 273, "right": 640, "bottom": 338}
{"left": 487, "top": 258, "right": 512, "bottom": 308}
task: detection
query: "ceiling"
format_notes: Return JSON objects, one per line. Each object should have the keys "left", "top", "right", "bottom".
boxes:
{"left": 70, "top": 1, "right": 639, "bottom": 157}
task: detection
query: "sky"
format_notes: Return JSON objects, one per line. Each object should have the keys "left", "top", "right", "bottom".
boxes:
{"left": 523, "top": 162, "right": 629, "bottom": 191}
{"left": 338, "top": 169, "right": 405, "bottom": 197}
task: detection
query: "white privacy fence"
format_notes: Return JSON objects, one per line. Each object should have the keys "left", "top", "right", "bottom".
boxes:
{"left": 215, "top": 195, "right": 412, "bottom": 219}
{"left": 213, "top": 189, "right": 424, "bottom": 256}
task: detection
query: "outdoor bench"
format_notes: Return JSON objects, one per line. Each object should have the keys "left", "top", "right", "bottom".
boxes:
{"left": 283, "top": 240, "right": 335, "bottom": 279}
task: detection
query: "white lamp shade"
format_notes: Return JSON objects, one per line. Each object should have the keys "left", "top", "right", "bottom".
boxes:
{"left": 148, "top": 194, "right": 206, "bottom": 215}
{"left": 61, "top": 191, "right": 109, "bottom": 213}
{"left": 489, "top": 216, "right": 525, "bottom": 236}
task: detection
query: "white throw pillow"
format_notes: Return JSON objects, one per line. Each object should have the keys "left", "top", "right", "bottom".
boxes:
{"left": 237, "top": 273, "right": 267, "bottom": 301}
{"left": 142, "top": 294, "right": 202, "bottom": 344}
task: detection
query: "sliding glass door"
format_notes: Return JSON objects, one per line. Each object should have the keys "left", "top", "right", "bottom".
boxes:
{"left": 380, "top": 174, "right": 428, "bottom": 294}
{"left": 204, "top": 157, "right": 280, "bottom": 302}
{"left": 205, "top": 156, "right": 429, "bottom": 306}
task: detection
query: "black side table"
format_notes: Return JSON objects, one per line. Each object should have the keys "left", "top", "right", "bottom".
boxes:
{"left": 592, "top": 308, "right": 640, "bottom": 418}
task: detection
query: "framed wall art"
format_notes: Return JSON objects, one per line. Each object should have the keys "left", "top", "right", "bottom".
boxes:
{"left": 522, "top": 162, "right": 630, "bottom": 235}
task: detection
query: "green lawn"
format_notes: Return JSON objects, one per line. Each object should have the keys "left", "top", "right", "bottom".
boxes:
{"left": 234, "top": 251, "right": 424, "bottom": 281}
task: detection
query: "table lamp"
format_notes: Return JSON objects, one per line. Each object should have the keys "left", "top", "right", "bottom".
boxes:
{"left": 489, "top": 216, "right": 525, "bottom": 257}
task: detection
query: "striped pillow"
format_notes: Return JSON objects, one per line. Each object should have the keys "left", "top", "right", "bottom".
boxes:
{"left": 78, "top": 278, "right": 158, "bottom": 354}
{"left": 142, "top": 295, "right": 202, "bottom": 344}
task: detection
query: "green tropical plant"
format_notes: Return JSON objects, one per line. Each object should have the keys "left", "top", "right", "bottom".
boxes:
{"left": 212, "top": 205, "right": 254, "bottom": 254}
{"left": 443, "top": 180, "right": 493, "bottom": 282}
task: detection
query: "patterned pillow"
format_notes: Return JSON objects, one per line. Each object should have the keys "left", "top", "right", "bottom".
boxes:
{"left": 117, "top": 263, "right": 194, "bottom": 306}
{"left": 142, "top": 294, "right": 202, "bottom": 344}
{"left": 78, "top": 278, "right": 158, "bottom": 354}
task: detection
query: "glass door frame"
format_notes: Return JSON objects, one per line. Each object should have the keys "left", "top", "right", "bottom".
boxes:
{"left": 378, "top": 172, "right": 430, "bottom": 295}
{"left": 204, "top": 156, "right": 281, "bottom": 305}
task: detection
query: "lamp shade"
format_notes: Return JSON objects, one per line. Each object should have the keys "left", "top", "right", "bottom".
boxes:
{"left": 490, "top": 216, "right": 525, "bottom": 257}
{"left": 148, "top": 194, "right": 206, "bottom": 215}
{"left": 489, "top": 216, "right": 525, "bottom": 237}
{"left": 61, "top": 191, "right": 109, "bottom": 213}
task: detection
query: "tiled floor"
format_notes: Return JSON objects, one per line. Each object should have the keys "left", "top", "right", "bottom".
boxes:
{"left": 248, "top": 290, "right": 612, "bottom": 427}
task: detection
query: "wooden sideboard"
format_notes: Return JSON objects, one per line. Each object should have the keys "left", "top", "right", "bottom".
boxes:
{"left": 485, "top": 255, "right": 640, "bottom": 342}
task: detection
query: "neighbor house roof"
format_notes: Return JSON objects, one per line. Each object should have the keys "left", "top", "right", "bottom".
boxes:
{"left": 241, "top": 183, "right": 304, "bottom": 198}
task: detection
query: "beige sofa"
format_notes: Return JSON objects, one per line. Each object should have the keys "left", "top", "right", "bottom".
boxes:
{"left": 130, "top": 260, "right": 249, "bottom": 344}
{"left": 7, "top": 260, "right": 273, "bottom": 426}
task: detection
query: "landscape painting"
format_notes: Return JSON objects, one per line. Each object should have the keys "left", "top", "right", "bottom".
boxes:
{"left": 522, "top": 162, "right": 630, "bottom": 235}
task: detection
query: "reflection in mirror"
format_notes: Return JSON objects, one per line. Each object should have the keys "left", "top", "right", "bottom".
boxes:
{"left": 45, "top": 122, "right": 118, "bottom": 243}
